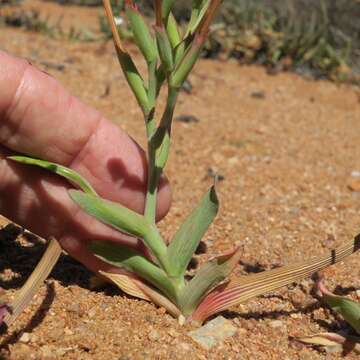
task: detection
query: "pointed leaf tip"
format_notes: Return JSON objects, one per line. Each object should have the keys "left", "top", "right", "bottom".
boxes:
{"left": 8, "top": 156, "right": 97, "bottom": 195}
{"left": 69, "top": 190, "right": 149, "bottom": 238}
{"left": 167, "top": 185, "right": 219, "bottom": 278}
{"left": 317, "top": 280, "right": 360, "bottom": 335}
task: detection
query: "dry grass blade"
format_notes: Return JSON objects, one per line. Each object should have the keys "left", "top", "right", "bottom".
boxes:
{"left": 191, "top": 236, "right": 360, "bottom": 323}
{"left": 102, "top": 0, "right": 125, "bottom": 53}
{"left": 3, "top": 237, "right": 62, "bottom": 327}
{"left": 99, "top": 270, "right": 151, "bottom": 301}
{"left": 297, "top": 332, "right": 360, "bottom": 354}
{"left": 100, "top": 271, "right": 181, "bottom": 317}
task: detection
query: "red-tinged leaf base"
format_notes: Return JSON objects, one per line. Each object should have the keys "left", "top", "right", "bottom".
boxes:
{"left": 189, "top": 235, "right": 360, "bottom": 324}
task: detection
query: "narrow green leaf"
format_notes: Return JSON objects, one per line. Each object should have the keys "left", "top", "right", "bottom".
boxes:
{"left": 152, "top": 126, "right": 171, "bottom": 170}
{"left": 179, "top": 248, "right": 241, "bottom": 315}
{"left": 168, "top": 185, "right": 219, "bottom": 278}
{"left": 8, "top": 156, "right": 97, "bottom": 195}
{"left": 117, "top": 50, "right": 151, "bottom": 115}
{"left": 166, "top": 13, "right": 181, "bottom": 49}
{"left": 186, "top": 0, "right": 209, "bottom": 37}
{"left": 155, "top": 26, "right": 174, "bottom": 73}
{"left": 170, "top": 35, "right": 204, "bottom": 88}
{"left": 161, "top": 0, "right": 175, "bottom": 20}
{"left": 126, "top": 4, "right": 157, "bottom": 64}
{"left": 318, "top": 281, "right": 360, "bottom": 335}
{"left": 69, "top": 190, "right": 149, "bottom": 238}
{"left": 69, "top": 190, "right": 169, "bottom": 270}
{"left": 174, "top": 40, "right": 186, "bottom": 67}
{"left": 90, "top": 241, "right": 177, "bottom": 301}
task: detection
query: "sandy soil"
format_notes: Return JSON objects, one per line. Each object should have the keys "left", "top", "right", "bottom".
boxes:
{"left": 1, "top": 1, "right": 360, "bottom": 359}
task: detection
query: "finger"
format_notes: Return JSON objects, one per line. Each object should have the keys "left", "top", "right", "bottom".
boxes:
{"left": 0, "top": 50, "right": 171, "bottom": 225}
{"left": 0, "top": 146, "right": 144, "bottom": 248}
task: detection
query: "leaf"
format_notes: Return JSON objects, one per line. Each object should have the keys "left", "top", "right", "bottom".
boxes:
{"left": 126, "top": 2, "right": 157, "bottom": 64}
{"left": 70, "top": 190, "right": 168, "bottom": 268}
{"left": 167, "top": 185, "right": 219, "bottom": 278}
{"left": 161, "top": 0, "right": 175, "bottom": 20}
{"left": 166, "top": 13, "right": 181, "bottom": 49}
{"left": 90, "top": 241, "right": 177, "bottom": 302}
{"left": 99, "top": 271, "right": 181, "bottom": 317}
{"left": 317, "top": 281, "right": 360, "bottom": 335}
{"left": 186, "top": 0, "right": 210, "bottom": 37}
{"left": 8, "top": 156, "right": 97, "bottom": 195}
{"left": 297, "top": 332, "right": 360, "bottom": 354}
{"left": 179, "top": 247, "right": 241, "bottom": 315}
{"left": 170, "top": 35, "right": 204, "bottom": 88}
{"left": 155, "top": 26, "right": 174, "bottom": 73}
{"left": 190, "top": 235, "right": 360, "bottom": 324}
{"left": 2, "top": 237, "right": 61, "bottom": 328}
{"left": 69, "top": 190, "right": 149, "bottom": 238}
{"left": 99, "top": 271, "right": 151, "bottom": 301}
{"left": 102, "top": 0, "right": 150, "bottom": 114}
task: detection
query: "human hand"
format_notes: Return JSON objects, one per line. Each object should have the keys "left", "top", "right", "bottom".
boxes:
{"left": 0, "top": 50, "right": 171, "bottom": 274}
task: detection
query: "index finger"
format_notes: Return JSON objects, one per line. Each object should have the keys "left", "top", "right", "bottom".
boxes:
{"left": 0, "top": 50, "right": 170, "bottom": 217}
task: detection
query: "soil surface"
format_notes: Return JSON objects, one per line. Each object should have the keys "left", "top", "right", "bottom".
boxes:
{"left": 1, "top": 1, "right": 360, "bottom": 359}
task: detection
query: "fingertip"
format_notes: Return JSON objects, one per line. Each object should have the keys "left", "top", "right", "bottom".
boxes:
{"left": 156, "top": 175, "right": 172, "bottom": 221}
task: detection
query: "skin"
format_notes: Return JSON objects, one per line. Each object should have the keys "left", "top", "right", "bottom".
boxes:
{"left": 0, "top": 50, "right": 171, "bottom": 274}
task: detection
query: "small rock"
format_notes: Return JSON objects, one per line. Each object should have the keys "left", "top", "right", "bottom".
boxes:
{"left": 175, "top": 114, "right": 200, "bottom": 123}
{"left": 188, "top": 316, "right": 237, "bottom": 350}
{"left": 40, "top": 345, "right": 54, "bottom": 358}
{"left": 356, "top": 289, "right": 360, "bottom": 298}
{"left": 67, "top": 303, "right": 81, "bottom": 314}
{"left": 351, "top": 170, "right": 360, "bottom": 178}
{"left": 64, "top": 327, "right": 74, "bottom": 336}
{"left": 250, "top": 91, "right": 266, "bottom": 99}
{"left": 40, "top": 61, "right": 66, "bottom": 72}
{"left": 88, "top": 307, "right": 97, "bottom": 318}
{"left": 56, "top": 347, "right": 75, "bottom": 356}
{"left": 168, "top": 328, "right": 178, "bottom": 337}
{"left": 181, "top": 79, "right": 193, "bottom": 94}
{"left": 347, "top": 178, "right": 360, "bottom": 192}
{"left": 19, "top": 332, "right": 31, "bottom": 343}
{"left": 269, "top": 320, "right": 284, "bottom": 328}
{"left": 178, "top": 341, "right": 192, "bottom": 351}
{"left": 206, "top": 168, "right": 225, "bottom": 181}
{"left": 148, "top": 329, "right": 161, "bottom": 341}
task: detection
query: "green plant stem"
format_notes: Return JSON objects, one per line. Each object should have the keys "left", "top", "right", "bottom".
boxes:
{"left": 147, "top": 60, "right": 158, "bottom": 110}
{"left": 143, "top": 225, "right": 172, "bottom": 278}
{"left": 144, "top": 86, "right": 178, "bottom": 222}
{"left": 144, "top": 62, "right": 158, "bottom": 223}
{"left": 159, "top": 86, "right": 178, "bottom": 129}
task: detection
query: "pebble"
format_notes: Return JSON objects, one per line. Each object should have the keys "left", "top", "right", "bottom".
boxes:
{"left": 351, "top": 170, "right": 360, "bottom": 178}
{"left": 148, "top": 329, "right": 161, "bottom": 341}
{"left": 347, "top": 178, "right": 360, "bottom": 192}
{"left": 19, "top": 332, "right": 31, "bottom": 343}
{"left": 269, "top": 320, "right": 284, "bottom": 328}
{"left": 177, "top": 342, "right": 192, "bottom": 351}
{"left": 64, "top": 328, "right": 74, "bottom": 336}
{"left": 188, "top": 316, "right": 237, "bottom": 350}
